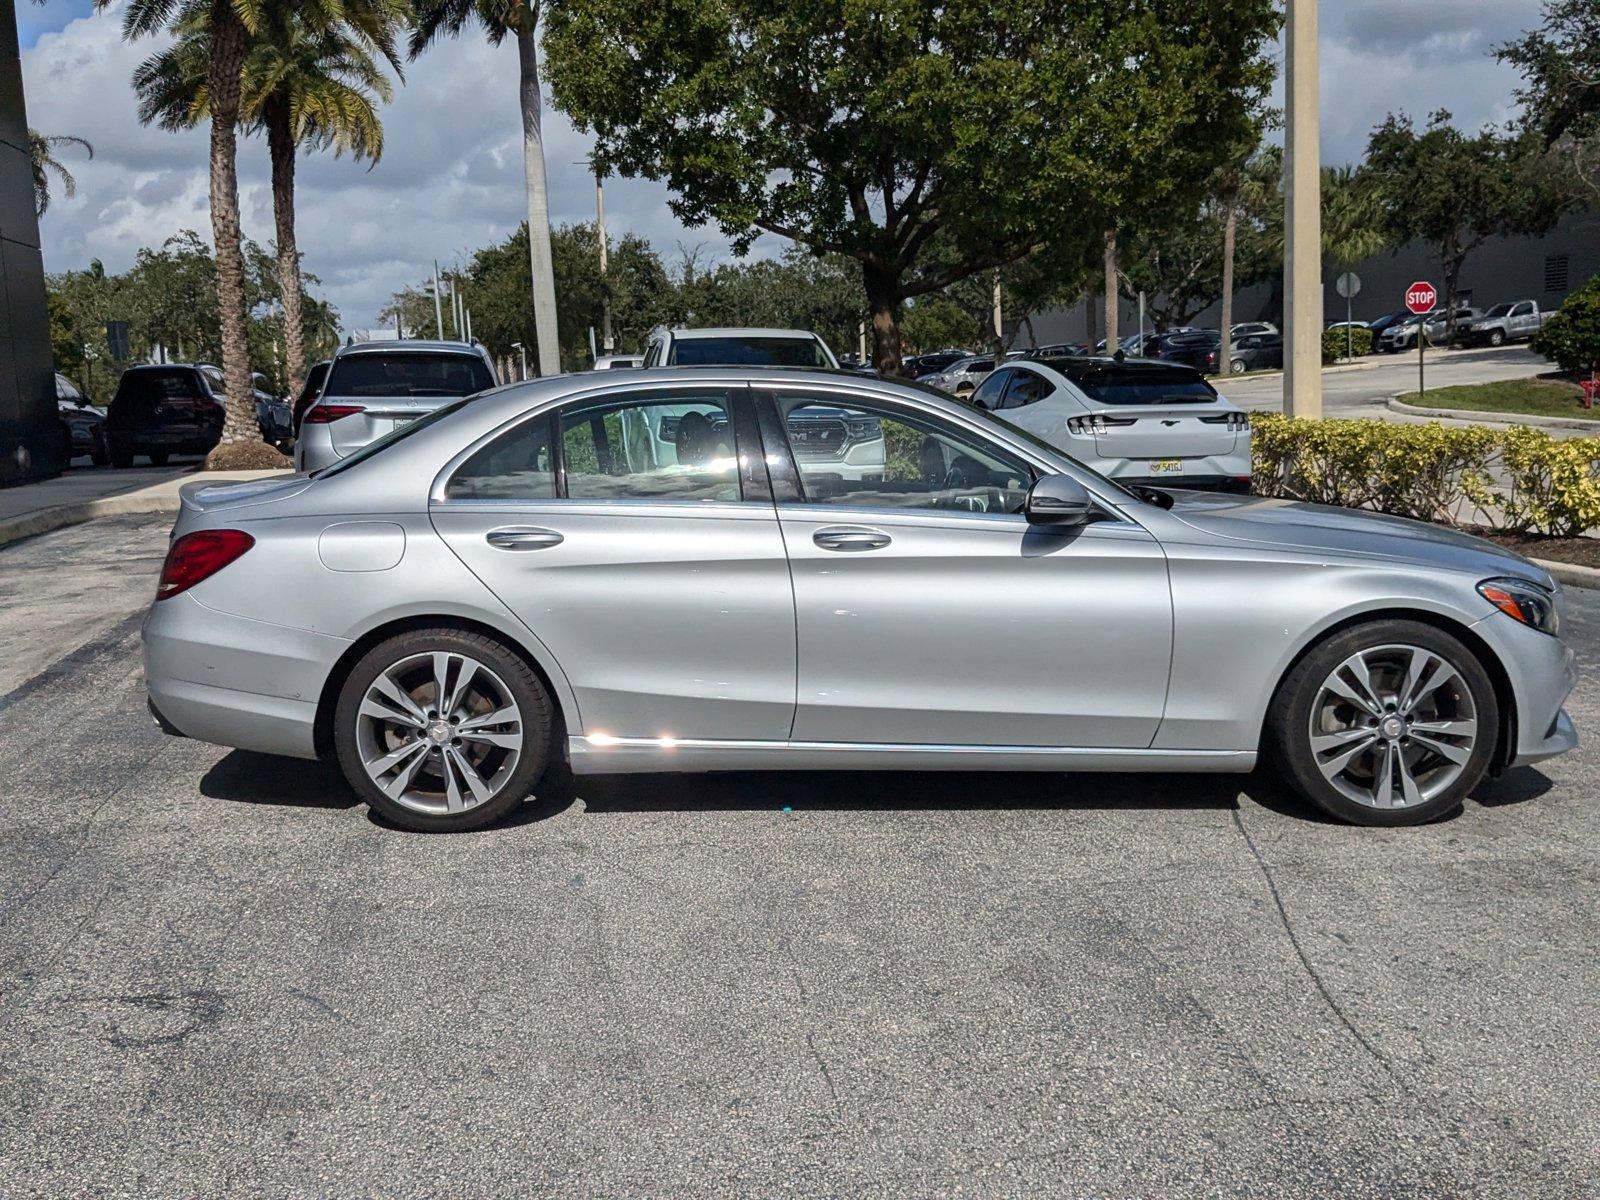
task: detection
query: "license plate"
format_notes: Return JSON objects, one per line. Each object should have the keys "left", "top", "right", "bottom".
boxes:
{"left": 1147, "top": 459, "right": 1184, "bottom": 475}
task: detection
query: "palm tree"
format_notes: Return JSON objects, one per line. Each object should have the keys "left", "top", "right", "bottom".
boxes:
{"left": 109, "top": 0, "right": 260, "bottom": 446}
{"left": 135, "top": 4, "right": 404, "bottom": 399}
{"left": 28, "top": 131, "right": 93, "bottom": 217}
{"left": 409, "top": 1, "right": 562, "bottom": 375}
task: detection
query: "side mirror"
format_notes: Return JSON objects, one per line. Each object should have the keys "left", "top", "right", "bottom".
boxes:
{"left": 1025, "top": 474, "right": 1094, "bottom": 526}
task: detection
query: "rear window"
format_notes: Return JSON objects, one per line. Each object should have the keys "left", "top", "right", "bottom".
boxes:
{"left": 110, "top": 370, "right": 208, "bottom": 423}
{"left": 1048, "top": 363, "right": 1218, "bottom": 406}
{"left": 324, "top": 352, "right": 493, "bottom": 399}
{"left": 669, "top": 337, "right": 830, "bottom": 367}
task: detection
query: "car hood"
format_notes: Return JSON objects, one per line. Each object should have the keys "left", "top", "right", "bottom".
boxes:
{"left": 1160, "top": 490, "right": 1551, "bottom": 585}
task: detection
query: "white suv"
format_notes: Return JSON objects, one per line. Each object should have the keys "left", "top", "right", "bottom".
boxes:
{"left": 969, "top": 355, "right": 1251, "bottom": 492}
{"left": 642, "top": 326, "right": 839, "bottom": 369}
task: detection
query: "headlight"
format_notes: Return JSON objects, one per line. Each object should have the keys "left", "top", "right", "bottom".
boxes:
{"left": 1478, "top": 577, "right": 1559, "bottom": 636}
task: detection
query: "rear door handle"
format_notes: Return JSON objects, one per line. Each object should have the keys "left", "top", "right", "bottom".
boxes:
{"left": 812, "top": 525, "right": 891, "bottom": 552}
{"left": 486, "top": 526, "right": 564, "bottom": 551}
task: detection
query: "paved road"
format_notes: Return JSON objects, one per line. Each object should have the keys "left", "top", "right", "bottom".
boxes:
{"left": 1218, "top": 345, "right": 1550, "bottom": 418}
{"left": 2, "top": 514, "right": 1598, "bottom": 1197}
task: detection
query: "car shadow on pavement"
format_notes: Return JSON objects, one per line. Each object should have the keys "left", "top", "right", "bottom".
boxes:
{"left": 200, "top": 751, "right": 357, "bottom": 811}
{"left": 562, "top": 767, "right": 1252, "bottom": 818}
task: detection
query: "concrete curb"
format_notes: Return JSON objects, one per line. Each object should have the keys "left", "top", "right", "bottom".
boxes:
{"left": 1386, "top": 396, "right": 1600, "bottom": 431}
{"left": 1530, "top": 557, "right": 1600, "bottom": 592}
{"left": 0, "top": 470, "right": 292, "bottom": 549}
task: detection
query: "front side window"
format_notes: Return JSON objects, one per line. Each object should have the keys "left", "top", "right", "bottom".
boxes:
{"left": 772, "top": 393, "right": 1031, "bottom": 514}
{"left": 1511, "top": 302, "right": 1534, "bottom": 317}
{"left": 561, "top": 390, "right": 741, "bottom": 502}
{"left": 970, "top": 370, "right": 1009, "bottom": 409}
{"left": 324, "top": 352, "right": 493, "bottom": 399}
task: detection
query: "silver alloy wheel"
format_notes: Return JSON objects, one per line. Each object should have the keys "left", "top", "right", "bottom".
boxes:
{"left": 354, "top": 651, "right": 523, "bottom": 817}
{"left": 1307, "top": 643, "right": 1479, "bottom": 810}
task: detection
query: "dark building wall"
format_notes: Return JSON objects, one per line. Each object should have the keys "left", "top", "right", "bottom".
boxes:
{"left": 0, "top": 0, "right": 60, "bottom": 485}
{"left": 1022, "top": 209, "right": 1600, "bottom": 348}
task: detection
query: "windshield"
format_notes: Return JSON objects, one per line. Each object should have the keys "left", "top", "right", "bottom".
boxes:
{"left": 314, "top": 396, "right": 475, "bottom": 480}
{"left": 325, "top": 351, "right": 493, "bottom": 398}
{"left": 1483, "top": 304, "right": 1512, "bottom": 318}
{"left": 670, "top": 337, "right": 830, "bottom": 367}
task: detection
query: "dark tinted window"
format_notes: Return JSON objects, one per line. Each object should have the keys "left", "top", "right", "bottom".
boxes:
{"left": 109, "top": 369, "right": 209, "bottom": 425}
{"left": 447, "top": 416, "right": 556, "bottom": 500}
{"left": 669, "top": 337, "right": 829, "bottom": 367}
{"left": 324, "top": 352, "right": 493, "bottom": 399}
{"left": 1047, "top": 363, "right": 1218, "bottom": 405}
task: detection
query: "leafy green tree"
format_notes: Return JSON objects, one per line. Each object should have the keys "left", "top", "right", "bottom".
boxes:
{"left": 133, "top": 1, "right": 404, "bottom": 401}
{"left": 408, "top": 1, "right": 564, "bottom": 375}
{"left": 27, "top": 130, "right": 93, "bottom": 217}
{"left": 108, "top": 0, "right": 265, "bottom": 445}
{"left": 663, "top": 249, "right": 866, "bottom": 355}
{"left": 1365, "top": 112, "right": 1572, "bottom": 333}
{"left": 899, "top": 295, "right": 975, "bottom": 355}
{"left": 1499, "top": 0, "right": 1600, "bottom": 199}
{"left": 1533, "top": 274, "right": 1600, "bottom": 376}
{"left": 543, "top": 0, "right": 1279, "bottom": 371}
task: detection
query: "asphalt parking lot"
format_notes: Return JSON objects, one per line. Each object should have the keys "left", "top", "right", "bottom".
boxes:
{"left": 2, "top": 512, "right": 1598, "bottom": 1197}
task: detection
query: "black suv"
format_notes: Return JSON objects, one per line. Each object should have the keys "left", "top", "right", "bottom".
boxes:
{"left": 104, "top": 366, "right": 226, "bottom": 467}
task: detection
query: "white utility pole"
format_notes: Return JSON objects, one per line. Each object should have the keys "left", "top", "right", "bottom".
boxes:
{"left": 512, "top": 341, "right": 528, "bottom": 381}
{"left": 1284, "top": 0, "right": 1323, "bottom": 418}
{"left": 595, "top": 169, "right": 613, "bottom": 354}
{"left": 432, "top": 261, "right": 444, "bottom": 340}
{"left": 992, "top": 274, "right": 1003, "bottom": 353}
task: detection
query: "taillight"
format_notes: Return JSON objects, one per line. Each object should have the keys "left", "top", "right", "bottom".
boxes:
{"left": 156, "top": 530, "right": 255, "bottom": 600}
{"left": 303, "top": 403, "right": 364, "bottom": 424}
{"left": 1066, "top": 414, "right": 1137, "bottom": 435}
{"left": 1201, "top": 412, "right": 1250, "bottom": 431}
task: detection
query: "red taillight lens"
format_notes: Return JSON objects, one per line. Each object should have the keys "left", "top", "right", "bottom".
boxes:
{"left": 303, "top": 403, "right": 364, "bottom": 424}
{"left": 157, "top": 530, "right": 255, "bottom": 600}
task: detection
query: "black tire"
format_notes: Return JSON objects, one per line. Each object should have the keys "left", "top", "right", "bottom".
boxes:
{"left": 109, "top": 442, "right": 134, "bottom": 469}
{"left": 333, "top": 628, "right": 554, "bottom": 832}
{"left": 148, "top": 450, "right": 170, "bottom": 466}
{"left": 90, "top": 432, "right": 109, "bottom": 467}
{"left": 1266, "top": 619, "right": 1498, "bottom": 827}
{"left": 1230, "top": 358, "right": 1247, "bottom": 375}
{"left": 1487, "top": 328, "right": 1506, "bottom": 347}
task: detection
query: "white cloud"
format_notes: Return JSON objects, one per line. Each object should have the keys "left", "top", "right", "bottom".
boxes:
{"left": 20, "top": 0, "right": 1552, "bottom": 329}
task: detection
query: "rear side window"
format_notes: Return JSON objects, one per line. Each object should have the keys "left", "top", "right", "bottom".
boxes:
{"left": 669, "top": 337, "right": 830, "bottom": 367}
{"left": 1065, "top": 368, "right": 1217, "bottom": 406}
{"left": 447, "top": 416, "right": 556, "bottom": 500}
{"left": 325, "top": 352, "right": 493, "bottom": 399}
{"left": 1001, "top": 371, "right": 1052, "bottom": 408}
{"left": 561, "top": 390, "right": 741, "bottom": 502}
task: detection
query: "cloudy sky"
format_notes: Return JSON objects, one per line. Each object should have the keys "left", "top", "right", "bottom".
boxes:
{"left": 18, "top": 0, "right": 1548, "bottom": 331}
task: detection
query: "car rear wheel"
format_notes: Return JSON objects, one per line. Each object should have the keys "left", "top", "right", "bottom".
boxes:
{"left": 1230, "top": 358, "right": 1247, "bottom": 375}
{"left": 148, "top": 450, "right": 170, "bottom": 466}
{"left": 1268, "top": 620, "right": 1497, "bottom": 826}
{"left": 333, "top": 629, "right": 554, "bottom": 832}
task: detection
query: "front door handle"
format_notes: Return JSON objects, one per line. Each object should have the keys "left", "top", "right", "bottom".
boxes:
{"left": 486, "top": 526, "right": 564, "bottom": 551}
{"left": 813, "top": 525, "right": 891, "bottom": 552}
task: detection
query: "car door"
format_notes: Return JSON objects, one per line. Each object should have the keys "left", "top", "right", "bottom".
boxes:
{"left": 430, "top": 384, "right": 797, "bottom": 741}
{"left": 1510, "top": 302, "right": 1536, "bottom": 339}
{"left": 756, "top": 386, "right": 1173, "bottom": 748}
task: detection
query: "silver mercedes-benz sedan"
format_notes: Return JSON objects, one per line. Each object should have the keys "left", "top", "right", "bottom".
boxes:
{"left": 143, "top": 368, "right": 1577, "bottom": 832}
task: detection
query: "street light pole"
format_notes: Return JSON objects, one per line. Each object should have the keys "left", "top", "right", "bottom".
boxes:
{"left": 595, "top": 168, "right": 613, "bottom": 354}
{"left": 1284, "top": 0, "right": 1323, "bottom": 418}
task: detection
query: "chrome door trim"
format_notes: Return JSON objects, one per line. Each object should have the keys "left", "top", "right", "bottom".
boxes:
{"left": 568, "top": 734, "right": 1254, "bottom": 775}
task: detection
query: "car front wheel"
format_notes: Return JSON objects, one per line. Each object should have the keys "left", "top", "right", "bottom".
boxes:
{"left": 1487, "top": 329, "right": 1506, "bottom": 347}
{"left": 1268, "top": 620, "right": 1498, "bottom": 826}
{"left": 333, "top": 629, "right": 554, "bottom": 832}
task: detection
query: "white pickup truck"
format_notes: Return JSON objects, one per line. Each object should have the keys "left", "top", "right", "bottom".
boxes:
{"left": 1459, "top": 300, "right": 1554, "bottom": 347}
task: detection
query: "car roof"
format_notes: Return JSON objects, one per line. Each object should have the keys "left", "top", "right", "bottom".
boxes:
{"left": 334, "top": 339, "right": 482, "bottom": 358}
{"left": 666, "top": 327, "right": 826, "bottom": 341}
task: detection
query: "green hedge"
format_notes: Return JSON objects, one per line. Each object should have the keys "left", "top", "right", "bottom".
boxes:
{"left": 1321, "top": 326, "right": 1373, "bottom": 363}
{"left": 1251, "top": 414, "right": 1600, "bottom": 538}
{"left": 1532, "top": 273, "right": 1600, "bottom": 376}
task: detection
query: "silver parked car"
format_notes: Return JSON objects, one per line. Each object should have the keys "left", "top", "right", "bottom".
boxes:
{"left": 926, "top": 355, "right": 998, "bottom": 398}
{"left": 144, "top": 367, "right": 1577, "bottom": 832}
{"left": 294, "top": 339, "right": 497, "bottom": 473}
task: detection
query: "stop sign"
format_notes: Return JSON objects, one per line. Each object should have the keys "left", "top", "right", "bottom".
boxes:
{"left": 1405, "top": 281, "right": 1438, "bottom": 315}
